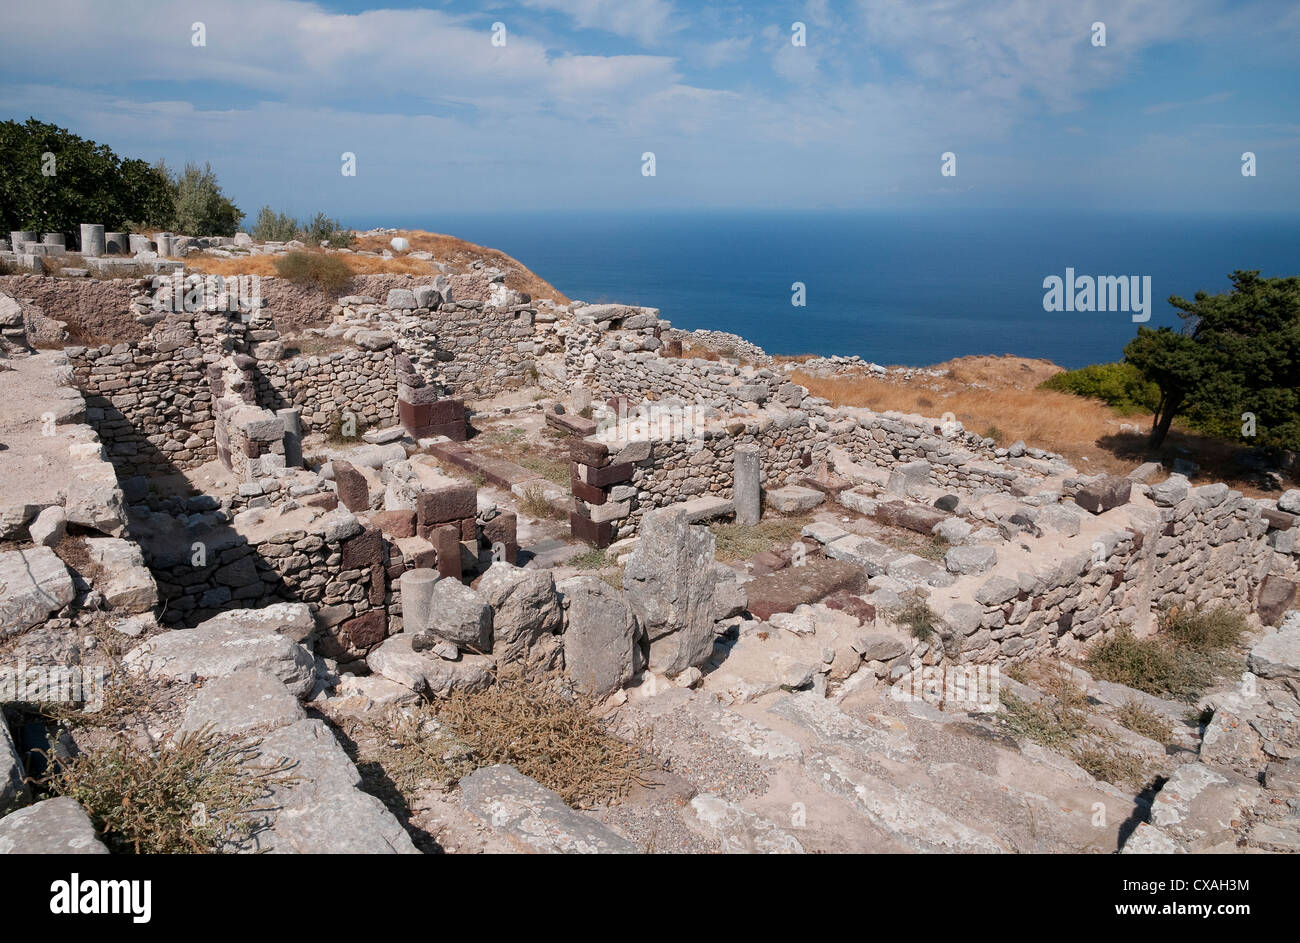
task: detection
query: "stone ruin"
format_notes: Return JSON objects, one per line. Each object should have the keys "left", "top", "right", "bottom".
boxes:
{"left": 1, "top": 234, "right": 1299, "bottom": 855}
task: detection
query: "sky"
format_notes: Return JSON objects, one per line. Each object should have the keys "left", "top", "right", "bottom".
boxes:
{"left": 2, "top": 0, "right": 1298, "bottom": 220}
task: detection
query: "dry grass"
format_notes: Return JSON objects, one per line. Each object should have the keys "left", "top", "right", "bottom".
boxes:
{"left": 792, "top": 368, "right": 1135, "bottom": 474}
{"left": 187, "top": 251, "right": 433, "bottom": 280}
{"left": 519, "top": 483, "right": 566, "bottom": 521}
{"left": 1085, "top": 608, "right": 1246, "bottom": 701}
{"left": 709, "top": 516, "right": 808, "bottom": 562}
{"left": 352, "top": 669, "right": 656, "bottom": 810}
{"left": 437, "top": 668, "right": 657, "bottom": 808}
{"left": 1116, "top": 701, "right": 1174, "bottom": 744}
{"left": 350, "top": 230, "right": 570, "bottom": 303}
{"left": 42, "top": 727, "right": 297, "bottom": 853}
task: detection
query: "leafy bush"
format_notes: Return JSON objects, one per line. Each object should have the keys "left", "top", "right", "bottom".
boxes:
{"left": 169, "top": 161, "right": 243, "bottom": 236}
{"left": 274, "top": 250, "right": 351, "bottom": 292}
{"left": 251, "top": 205, "right": 299, "bottom": 242}
{"left": 1085, "top": 609, "right": 1243, "bottom": 701}
{"left": 1039, "top": 362, "right": 1160, "bottom": 416}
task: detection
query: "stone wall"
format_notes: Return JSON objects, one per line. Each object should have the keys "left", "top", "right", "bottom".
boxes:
{"left": 832, "top": 410, "right": 1064, "bottom": 495}
{"left": 942, "top": 477, "right": 1293, "bottom": 667}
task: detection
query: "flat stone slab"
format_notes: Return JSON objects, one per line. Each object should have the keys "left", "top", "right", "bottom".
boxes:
{"left": 677, "top": 496, "right": 736, "bottom": 523}
{"left": 746, "top": 558, "right": 866, "bottom": 620}
{"left": 0, "top": 546, "right": 74, "bottom": 637}
{"left": 1143, "top": 762, "right": 1256, "bottom": 852}
{"left": 178, "top": 668, "right": 307, "bottom": 736}
{"left": 875, "top": 501, "right": 948, "bottom": 534}
{"left": 0, "top": 798, "right": 108, "bottom": 854}
{"left": 126, "top": 606, "right": 317, "bottom": 697}
{"left": 764, "top": 485, "right": 825, "bottom": 513}
{"left": 247, "top": 719, "right": 418, "bottom": 854}
{"left": 459, "top": 764, "right": 638, "bottom": 854}
{"left": 825, "top": 534, "right": 902, "bottom": 576}
{"left": 1248, "top": 624, "right": 1300, "bottom": 679}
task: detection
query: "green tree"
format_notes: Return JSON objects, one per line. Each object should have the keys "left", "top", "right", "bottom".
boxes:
{"left": 170, "top": 162, "right": 243, "bottom": 236}
{"left": 251, "top": 206, "right": 299, "bottom": 242}
{"left": 1125, "top": 271, "right": 1300, "bottom": 449}
{"left": 0, "top": 118, "right": 174, "bottom": 238}
{"left": 298, "top": 211, "right": 353, "bottom": 248}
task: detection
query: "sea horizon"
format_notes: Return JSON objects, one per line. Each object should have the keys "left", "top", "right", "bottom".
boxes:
{"left": 351, "top": 208, "right": 1300, "bottom": 370}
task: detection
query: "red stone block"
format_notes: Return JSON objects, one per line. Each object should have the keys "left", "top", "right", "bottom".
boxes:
{"left": 417, "top": 481, "right": 477, "bottom": 527}
{"left": 342, "top": 609, "right": 387, "bottom": 651}
{"left": 483, "top": 511, "right": 517, "bottom": 550}
{"left": 570, "top": 438, "right": 610, "bottom": 468}
{"left": 428, "top": 420, "right": 468, "bottom": 441}
{"left": 569, "top": 511, "right": 613, "bottom": 548}
{"left": 368, "top": 509, "right": 416, "bottom": 539}
{"left": 341, "top": 527, "right": 385, "bottom": 569}
{"left": 304, "top": 492, "right": 339, "bottom": 511}
{"left": 368, "top": 564, "right": 387, "bottom": 606}
{"left": 333, "top": 459, "right": 370, "bottom": 513}
{"left": 434, "top": 524, "right": 462, "bottom": 579}
{"left": 584, "top": 461, "right": 633, "bottom": 487}
{"left": 459, "top": 516, "right": 478, "bottom": 541}
{"left": 571, "top": 478, "right": 607, "bottom": 505}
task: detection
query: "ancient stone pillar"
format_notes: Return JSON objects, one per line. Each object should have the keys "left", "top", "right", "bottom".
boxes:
{"left": 104, "top": 232, "right": 128, "bottom": 254}
{"left": 128, "top": 234, "right": 153, "bottom": 255}
{"left": 277, "top": 407, "right": 303, "bottom": 467}
{"left": 9, "top": 231, "right": 37, "bottom": 251}
{"left": 79, "top": 224, "right": 105, "bottom": 257}
{"left": 154, "top": 232, "right": 174, "bottom": 257}
{"left": 41, "top": 233, "right": 65, "bottom": 249}
{"left": 399, "top": 568, "right": 440, "bottom": 635}
{"left": 734, "top": 444, "right": 761, "bottom": 525}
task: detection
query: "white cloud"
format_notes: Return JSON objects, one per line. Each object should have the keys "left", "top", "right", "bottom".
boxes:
{"left": 519, "top": 0, "right": 680, "bottom": 46}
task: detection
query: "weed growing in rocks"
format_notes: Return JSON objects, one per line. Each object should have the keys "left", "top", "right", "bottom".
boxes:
{"left": 890, "top": 590, "right": 940, "bottom": 642}
{"left": 519, "top": 483, "right": 565, "bottom": 521}
{"left": 42, "top": 727, "right": 297, "bottom": 853}
{"left": 1116, "top": 701, "right": 1174, "bottom": 744}
{"left": 1085, "top": 608, "right": 1245, "bottom": 701}
{"left": 359, "top": 670, "right": 658, "bottom": 810}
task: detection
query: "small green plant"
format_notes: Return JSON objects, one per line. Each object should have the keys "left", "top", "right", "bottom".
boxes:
{"left": 298, "top": 212, "right": 353, "bottom": 249}
{"left": 569, "top": 547, "right": 610, "bottom": 569}
{"left": 1073, "top": 745, "right": 1150, "bottom": 788}
{"left": 250, "top": 205, "right": 299, "bottom": 242}
{"left": 274, "top": 250, "right": 351, "bottom": 292}
{"left": 42, "top": 727, "right": 296, "bottom": 853}
{"left": 890, "top": 590, "right": 939, "bottom": 642}
{"left": 326, "top": 410, "right": 366, "bottom": 445}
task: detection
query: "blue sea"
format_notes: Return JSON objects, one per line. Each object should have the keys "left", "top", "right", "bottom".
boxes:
{"left": 373, "top": 210, "right": 1300, "bottom": 369}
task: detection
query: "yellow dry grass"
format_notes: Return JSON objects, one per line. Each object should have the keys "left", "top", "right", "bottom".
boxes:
{"left": 186, "top": 230, "right": 570, "bottom": 303}
{"left": 351, "top": 230, "right": 570, "bottom": 303}
{"left": 791, "top": 368, "right": 1147, "bottom": 477}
